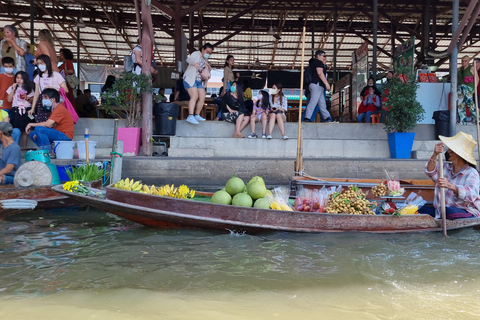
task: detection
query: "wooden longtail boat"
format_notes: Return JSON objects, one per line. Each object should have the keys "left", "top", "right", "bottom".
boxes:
{"left": 0, "top": 185, "right": 79, "bottom": 220}
{"left": 52, "top": 185, "right": 480, "bottom": 233}
{"left": 290, "top": 176, "right": 436, "bottom": 203}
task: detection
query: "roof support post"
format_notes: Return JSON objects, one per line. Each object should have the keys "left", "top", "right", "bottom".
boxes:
{"left": 141, "top": 0, "right": 154, "bottom": 157}
{"left": 30, "top": 0, "right": 34, "bottom": 45}
{"left": 372, "top": 0, "right": 378, "bottom": 80}
{"left": 423, "top": 0, "right": 431, "bottom": 64}
{"left": 174, "top": 0, "right": 183, "bottom": 70}
{"left": 333, "top": 4, "right": 337, "bottom": 83}
{"left": 450, "top": 0, "right": 459, "bottom": 137}
{"left": 76, "top": 26, "right": 80, "bottom": 80}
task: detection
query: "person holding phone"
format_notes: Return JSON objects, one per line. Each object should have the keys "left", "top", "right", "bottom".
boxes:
{"left": 6, "top": 71, "right": 33, "bottom": 147}
{"left": 266, "top": 83, "right": 288, "bottom": 140}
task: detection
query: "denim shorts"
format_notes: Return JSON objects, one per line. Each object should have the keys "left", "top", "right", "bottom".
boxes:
{"left": 183, "top": 79, "right": 203, "bottom": 90}
{"left": 3, "top": 175, "right": 14, "bottom": 184}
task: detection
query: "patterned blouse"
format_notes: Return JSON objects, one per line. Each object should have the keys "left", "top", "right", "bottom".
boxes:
{"left": 425, "top": 161, "right": 480, "bottom": 217}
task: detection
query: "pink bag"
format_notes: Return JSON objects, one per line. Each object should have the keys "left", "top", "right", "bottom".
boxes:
{"left": 59, "top": 87, "right": 79, "bottom": 124}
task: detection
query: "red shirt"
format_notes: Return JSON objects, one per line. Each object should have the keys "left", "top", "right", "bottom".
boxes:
{"left": 0, "top": 73, "right": 15, "bottom": 110}
{"left": 49, "top": 103, "right": 75, "bottom": 139}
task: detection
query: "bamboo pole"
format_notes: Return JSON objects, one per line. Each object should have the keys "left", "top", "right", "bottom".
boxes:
{"left": 85, "top": 127, "right": 90, "bottom": 165}
{"left": 438, "top": 154, "right": 448, "bottom": 237}
{"left": 295, "top": 26, "right": 307, "bottom": 175}
{"left": 474, "top": 60, "right": 480, "bottom": 168}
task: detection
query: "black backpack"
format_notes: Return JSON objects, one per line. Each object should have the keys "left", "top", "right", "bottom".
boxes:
{"left": 304, "top": 65, "right": 313, "bottom": 86}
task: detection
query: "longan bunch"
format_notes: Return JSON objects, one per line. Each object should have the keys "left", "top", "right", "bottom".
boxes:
{"left": 325, "top": 186, "right": 375, "bottom": 215}
{"left": 372, "top": 180, "right": 388, "bottom": 197}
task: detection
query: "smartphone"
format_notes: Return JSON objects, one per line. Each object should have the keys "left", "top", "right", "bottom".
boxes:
{"left": 28, "top": 114, "right": 35, "bottom": 120}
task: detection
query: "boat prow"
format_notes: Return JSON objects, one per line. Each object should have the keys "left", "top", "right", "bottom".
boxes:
{"left": 52, "top": 185, "right": 480, "bottom": 234}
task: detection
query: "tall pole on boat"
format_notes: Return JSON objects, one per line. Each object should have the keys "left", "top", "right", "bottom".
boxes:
{"left": 295, "top": 26, "right": 306, "bottom": 175}
{"left": 474, "top": 60, "right": 480, "bottom": 168}
{"left": 438, "top": 154, "right": 448, "bottom": 237}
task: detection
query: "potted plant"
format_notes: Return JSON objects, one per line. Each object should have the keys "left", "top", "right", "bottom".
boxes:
{"left": 101, "top": 72, "right": 153, "bottom": 156}
{"left": 382, "top": 68, "right": 425, "bottom": 159}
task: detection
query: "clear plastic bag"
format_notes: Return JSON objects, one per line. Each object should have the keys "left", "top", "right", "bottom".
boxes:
{"left": 385, "top": 170, "right": 405, "bottom": 196}
{"left": 398, "top": 192, "right": 427, "bottom": 215}
{"left": 268, "top": 186, "right": 293, "bottom": 211}
{"left": 293, "top": 186, "right": 337, "bottom": 213}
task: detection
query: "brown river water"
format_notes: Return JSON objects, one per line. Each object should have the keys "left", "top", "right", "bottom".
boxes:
{"left": 1, "top": 207, "right": 480, "bottom": 319}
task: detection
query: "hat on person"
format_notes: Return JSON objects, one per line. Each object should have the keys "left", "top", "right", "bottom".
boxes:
{"left": 0, "top": 122, "right": 13, "bottom": 135}
{"left": 439, "top": 131, "right": 477, "bottom": 165}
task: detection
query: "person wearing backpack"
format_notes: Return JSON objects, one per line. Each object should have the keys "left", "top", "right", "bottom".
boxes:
{"left": 129, "top": 39, "right": 158, "bottom": 76}
{"left": 304, "top": 50, "right": 332, "bottom": 123}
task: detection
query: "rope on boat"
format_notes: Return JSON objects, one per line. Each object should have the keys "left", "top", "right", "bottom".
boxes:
{"left": 102, "top": 151, "right": 123, "bottom": 186}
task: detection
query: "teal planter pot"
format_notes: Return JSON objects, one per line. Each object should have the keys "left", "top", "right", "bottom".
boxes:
{"left": 387, "top": 132, "right": 415, "bottom": 159}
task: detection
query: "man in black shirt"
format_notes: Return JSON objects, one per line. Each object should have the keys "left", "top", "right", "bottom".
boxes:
{"left": 304, "top": 50, "right": 332, "bottom": 122}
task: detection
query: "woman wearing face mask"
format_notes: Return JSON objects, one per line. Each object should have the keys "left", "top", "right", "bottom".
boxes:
{"left": 0, "top": 25, "right": 27, "bottom": 73}
{"left": 267, "top": 83, "right": 288, "bottom": 140}
{"left": 183, "top": 43, "right": 214, "bottom": 125}
{"left": 248, "top": 90, "right": 270, "bottom": 138}
{"left": 34, "top": 29, "right": 59, "bottom": 72}
{"left": 360, "top": 76, "right": 382, "bottom": 97}
{"left": 457, "top": 55, "right": 476, "bottom": 124}
{"left": 29, "top": 54, "right": 68, "bottom": 122}
{"left": 222, "top": 55, "right": 240, "bottom": 96}
{"left": 221, "top": 81, "right": 250, "bottom": 138}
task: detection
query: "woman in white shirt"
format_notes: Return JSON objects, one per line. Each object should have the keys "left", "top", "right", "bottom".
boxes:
{"left": 183, "top": 43, "right": 214, "bottom": 125}
{"left": 267, "top": 83, "right": 288, "bottom": 140}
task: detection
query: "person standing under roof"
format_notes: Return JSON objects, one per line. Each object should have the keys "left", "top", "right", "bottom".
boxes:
{"left": 304, "top": 50, "right": 332, "bottom": 123}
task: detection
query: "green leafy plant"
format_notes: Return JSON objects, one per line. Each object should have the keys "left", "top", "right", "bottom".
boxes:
{"left": 382, "top": 67, "right": 425, "bottom": 133}
{"left": 100, "top": 72, "right": 153, "bottom": 127}
{"left": 66, "top": 164, "right": 105, "bottom": 182}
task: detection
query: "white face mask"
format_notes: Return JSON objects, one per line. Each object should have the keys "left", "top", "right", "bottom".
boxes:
{"left": 256, "top": 93, "right": 263, "bottom": 100}
{"left": 4, "top": 68, "right": 13, "bottom": 74}
{"left": 270, "top": 89, "right": 277, "bottom": 95}
{"left": 38, "top": 64, "right": 47, "bottom": 72}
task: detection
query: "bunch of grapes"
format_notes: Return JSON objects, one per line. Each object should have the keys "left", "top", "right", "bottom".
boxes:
{"left": 325, "top": 185, "right": 375, "bottom": 215}
{"left": 371, "top": 180, "right": 388, "bottom": 197}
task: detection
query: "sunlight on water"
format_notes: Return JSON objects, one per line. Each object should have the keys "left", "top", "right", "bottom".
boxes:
{"left": 1, "top": 209, "right": 480, "bottom": 319}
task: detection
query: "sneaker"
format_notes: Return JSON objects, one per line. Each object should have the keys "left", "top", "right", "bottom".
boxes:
{"left": 194, "top": 114, "right": 206, "bottom": 122}
{"left": 186, "top": 115, "right": 199, "bottom": 124}
{"left": 282, "top": 135, "right": 288, "bottom": 140}
{"left": 266, "top": 135, "right": 272, "bottom": 139}
{"left": 262, "top": 133, "right": 267, "bottom": 139}
{"left": 232, "top": 133, "right": 245, "bottom": 138}
{"left": 248, "top": 133, "right": 257, "bottom": 139}
{"left": 324, "top": 117, "right": 333, "bottom": 123}
{"left": 303, "top": 118, "right": 312, "bottom": 122}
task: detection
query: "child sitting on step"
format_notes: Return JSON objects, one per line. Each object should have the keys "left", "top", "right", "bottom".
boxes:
{"left": 248, "top": 90, "right": 269, "bottom": 139}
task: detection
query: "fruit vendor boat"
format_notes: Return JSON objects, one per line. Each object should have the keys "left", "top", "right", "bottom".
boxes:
{"left": 0, "top": 185, "right": 79, "bottom": 220}
{"left": 290, "top": 176, "right": 436, "bottom": 203}
{"left": 52, "top": 185, "right": 480, "bottom": 234}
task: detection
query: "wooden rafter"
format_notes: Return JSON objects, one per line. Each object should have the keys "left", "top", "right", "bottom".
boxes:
{"left": 34, "top": 0, "right": 95, "bottom": 63}
{"left": 292, "top": 14, "right": 309, "bottom": 69}
{"left": 335, "top": 14, "right": 355, "bottom": 57}
{"left": 100, "top": 4, "right": 133, "bottom": 50}
{"left": 96, "top": 28, "right": 115, "bottom": 63}
{"left": 270, "top": 11, "right": 287, "bottom": 64}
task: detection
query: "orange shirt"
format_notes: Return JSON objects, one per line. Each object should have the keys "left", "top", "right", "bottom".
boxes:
{"left": 49, "top": 103, "right": 74, "bottom": 139}
{"left": 0, "top": 73, "right": 15, "bottom": 110}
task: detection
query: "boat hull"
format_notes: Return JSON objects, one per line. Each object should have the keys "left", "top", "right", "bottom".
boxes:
{"left": 0, "top": 185, "right": 79, "bottom": 220}
{"left": 52, "top": 186, "right": 480, "bottom": 234}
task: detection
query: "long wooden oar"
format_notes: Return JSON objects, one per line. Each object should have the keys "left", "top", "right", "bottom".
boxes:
{"left": 438, "top": 154, "right": 447, "bottom": 237}
{"left": 295, "top": 26, "right": 306, "bottom": 175}
{"left": 474, "top": 60, "right": 480, "bottom": 169}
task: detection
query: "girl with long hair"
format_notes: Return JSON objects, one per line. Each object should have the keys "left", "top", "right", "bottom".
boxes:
{"left": 221, "top": 81, "right": 250, "bottom": 138}
{"left": 35, "top": 29, "right": 59, "bottom": 72}
{"left": 267, "top": 83, "right": 288, "bottom": 140}
{"left": 248, "top": 90, "right": 269, "bottom": 138}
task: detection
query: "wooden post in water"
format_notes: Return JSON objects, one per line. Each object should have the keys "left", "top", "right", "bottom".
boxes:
{"left": 438, "top": 154, "right": 448, "bottom": 237}
{"left": 295, "top": 26, "right": 307, "bottom": 175}
{"left": 110, "top": 141, "right": 123, "bottom": 185}
{"left": 84, "top": 128, "right": 89, "bottom": 165}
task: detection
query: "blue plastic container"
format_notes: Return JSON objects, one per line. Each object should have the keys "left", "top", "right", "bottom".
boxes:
{"left": 56, "top": 165, "right": 72, "bottom": 182}
{"left": 24, "top": 150, "right": 51, "bottom": 163}
{"left": 387, "top": 132, "right": 415, "bottom": 159}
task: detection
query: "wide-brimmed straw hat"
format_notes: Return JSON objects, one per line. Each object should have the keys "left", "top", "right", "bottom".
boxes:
{"left": 439, "top": 131, "right": 477, "bottom": 165}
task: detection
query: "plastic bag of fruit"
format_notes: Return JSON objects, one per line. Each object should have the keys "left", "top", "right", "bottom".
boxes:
{"left": 384, "top": 170, "right": 405, "bottom": 196}
{"left": 380, "top": 202, "right": 398, "bottom": 215}
{"left": 293, "top": 186, "right": 337, "bottom": 213}
{"left": 398, "top": 192, "right": 427, "bottom": 215}
{"left": 268, "top": 186, "right": 293, "bottom": 211}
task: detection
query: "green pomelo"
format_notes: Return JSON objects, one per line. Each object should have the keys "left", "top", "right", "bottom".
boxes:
{"left": 225, "top": 176, "right": 245, "bottom": 196}
{"left": 248, "top": 176, "right": 265, "bottom": 187}
{"left": 211, "top": 190, "right": 232, "bottom": 205}
{"left": 247, "top": 181, "right": 267, "bottom": 200}
{"left": 254, "top": 198, "right": 271, "bottom": 209}
{"left": 265, "top": 189, "right": 273, "bottom": 197}
{"left": 232, "top": 193, "right": 253, "bottom": 207}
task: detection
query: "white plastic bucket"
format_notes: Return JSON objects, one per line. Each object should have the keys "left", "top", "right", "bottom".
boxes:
{"left": 53, "top": 141, "right": 75, "bottom": 159}
{"left": 76, "top": 141, "right": 97, "bottom": 160}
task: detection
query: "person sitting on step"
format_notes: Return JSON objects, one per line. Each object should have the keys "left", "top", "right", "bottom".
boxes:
{"left": 0, "top": 122, "right": 21, "bottom": 184}
{"left": 26, "top": 88, "right": 74, "bottom": 156}
{"left": 357, "top": 86, "right": 381, "bottom": 123}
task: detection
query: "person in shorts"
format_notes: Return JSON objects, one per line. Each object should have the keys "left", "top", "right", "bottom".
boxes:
{"left": 0, "top": 122, "right": 21, "bottom": 184}
{"left": 248, "top": 90, "right": 269, "bottom": 138}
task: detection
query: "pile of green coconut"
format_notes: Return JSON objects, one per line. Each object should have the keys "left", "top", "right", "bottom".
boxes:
{"left": 211, "top": 175, "right": 272, "bottom": 209}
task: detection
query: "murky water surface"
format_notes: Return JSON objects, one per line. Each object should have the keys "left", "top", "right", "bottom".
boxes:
{"left": 1, "top": 208, "right": 480, "bottom": 319}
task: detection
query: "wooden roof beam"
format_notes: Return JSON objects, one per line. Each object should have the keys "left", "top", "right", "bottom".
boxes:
{"left": 292, "top": 14, "right": 309, "bottom": 69}
{"left": 96, "top": 28, "right": 116, "bottom": 63}
{"left": 271, "top": 11, "right": 288, "bottom": 64}
{"left": 100, "top": 4, "right": 134, "bottom": 50}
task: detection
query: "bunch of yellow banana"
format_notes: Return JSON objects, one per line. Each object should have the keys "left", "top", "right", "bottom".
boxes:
{"left": 270, "top": 200, "right": 293, "bottom": 211}
{"left": 113, "top": 178, "right": 143, "bottom": 192}
{"left": 399, "top": 205, "right": 418, "bottom": 215}
{"left": 140, "top": 183, "right": 195, "bottom": 199}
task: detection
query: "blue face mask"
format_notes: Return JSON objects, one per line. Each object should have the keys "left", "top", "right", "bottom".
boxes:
{"left": 203, "top": 53, "right": 210, "bottom": 59}
{"left": 230, "top": 86, "right": 236, "bottom": 93}
{"left": 42, "top": 99, "right": 53, "bottom": 111}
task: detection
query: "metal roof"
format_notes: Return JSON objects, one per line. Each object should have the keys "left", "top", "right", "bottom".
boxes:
{"left": 1, "top": 0, "right": 478, "bottom": 73}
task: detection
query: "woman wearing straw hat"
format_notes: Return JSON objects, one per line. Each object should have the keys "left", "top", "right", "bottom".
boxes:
{"left": 420, "top": 132, "right": 480, "bottom": 219}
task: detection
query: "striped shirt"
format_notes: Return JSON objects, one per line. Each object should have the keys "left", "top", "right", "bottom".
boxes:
{"left": 425, "top": 161, "right": 480, "bottom": 217}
